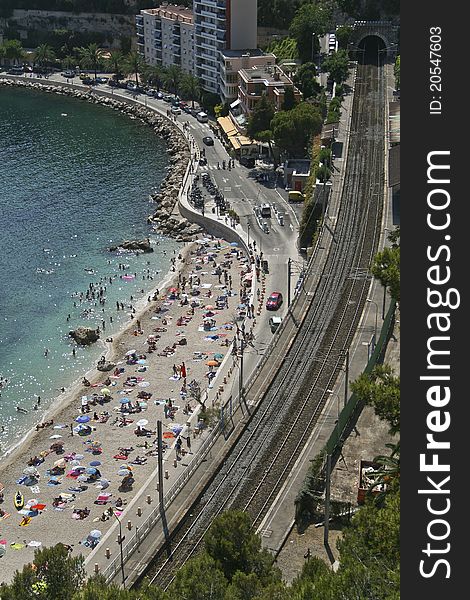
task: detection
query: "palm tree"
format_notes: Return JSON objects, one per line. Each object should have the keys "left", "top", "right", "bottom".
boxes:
{"left": 33, "top": 44, "right": 56, "bottom": 72}
{"left": 62, "top": 55, "right": 77, "bottom": 71}
{"left": 164, "top": 64, "right": 183, "bottom": 97}
{"left": 124, "top": 50, "right": 144, "bottom": 86}
{"left": 107, "top": 50, "right": 124, "bottom": 82}
{"left": 76, "top": 43, "right": 103, "bottom": 80}
{"left": 370, "top": 441, "right": 400, "bottom": 505}
{"left": 181, "top": 73, "right": 201, "bottom": 108}
{"left": 143, "top": 63, "right": 165, "bottom": 91}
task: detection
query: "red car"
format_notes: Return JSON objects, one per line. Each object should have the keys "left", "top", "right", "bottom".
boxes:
{"left": 266, "top": 292, "right": 283, "bottom": 311}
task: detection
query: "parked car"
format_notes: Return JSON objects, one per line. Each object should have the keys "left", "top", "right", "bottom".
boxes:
{"left": 182, "top": 104, "right": 192, "bottom": 114}
{"left": 171, "top": 105, "right": 181, "bottom": 115}
{"left": 202, "top": 136, "right": 214, "bottom": 146}
{"left": 127, "top": 81, "right": 138, "bottom": 92}
{"left": 96, "top": 77, "right": 108, "bottom": 84}
{"left": 239, "top": 156, "right": 255, "bottom": 168}
{"left": 266, "top": 292, "right": 283, "bottom": 311}
{"left": 7, "top": 66, "right": 24, "bottom": 75}
{"left": 62, "top": 71, "right": 76, "bottom": 78}
{"left": 156, "top": 91, "right": 164, "bottom": 99}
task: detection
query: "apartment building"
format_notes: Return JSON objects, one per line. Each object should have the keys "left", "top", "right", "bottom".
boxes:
{"left": 136, "top": 3, "right": 195, "bottom": 74}
{"left": 194, "top": 0, "right": 258, "bottom": 94}
{"left": 219, "top": 49, "right": 276, "bottom": 104}
{"left": 238, "top": 64, "right": 302, "bottom": 114}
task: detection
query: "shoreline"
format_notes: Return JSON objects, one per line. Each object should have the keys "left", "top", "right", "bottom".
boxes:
{"left": 0, "top": 243, "right": 192, "bottom": 472}
{"left": 0, "top": 77, "right": 198, "bottom": 467}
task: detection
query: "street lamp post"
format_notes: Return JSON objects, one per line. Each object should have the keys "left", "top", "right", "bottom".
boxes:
{"left": 111, "top": 509, "right": 125, "bottom": 587}
{"left": 366, "top": 298, "right": 379, "bottom": 349}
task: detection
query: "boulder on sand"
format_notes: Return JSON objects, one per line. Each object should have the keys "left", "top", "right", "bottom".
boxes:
{"left": 69, "top": 327, "right": 100, "bottom": 346}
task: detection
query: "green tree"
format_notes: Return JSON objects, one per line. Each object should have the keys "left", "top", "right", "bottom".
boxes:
{"left": 0, "top": 544, "right": 85, "bottom": 600}
{"left": 2, "top": 39, "right": 24, "bottom": 66}
{"left": 62, "top": 54, "right": 78, "bottom": 70}
{"left": 281, "top": 86, "right": 297, "bottom": 111}
{"left": 335, "top": 25, "right": 354, "bottom": 49}
{"left": 204, "top": 511, "right": 276, "bottom": 583}
{"left": 293, "top": 62, "right": 321, "bottom": 99}
{"left": 289, "top": 3, "right": 331, "bottom": 63}
{"left": 33, "top": 43, "right": 56, "bottom": 70}
{"left": 77, "top": 42, "right": 103, "bottom": 80}
{"left": 167, "top": 553, "right": 227, "bottom": 600}
{"left": 371, "top": 246, "right": 400, "bottom": 303}
{"left": 181, "top": 73, "right": 201, "bottom": 108}
{"left": 143, "top": 63, "right": 165, "bottom": 91}
{"left": 265, "top": 36, "right": 299, "bottom": 61}
{"left": 394, "top": 54, "right": 400, "bottom": 88}
{"left": 351, "top": 365, "right": 400, "bottom": 435}
{"left": 271, "top": 102, "right": 322, "bottom": 158}
{"left": 224, "top": 572, "right": 263, "bottom": 600}
{"left": 321, "top": 49, "right": 350, "bottom": 85}
{"left": 246, "top": 94, "right": 275, "bottom": 141}
{"left": 107, "top": 50, "right": 125, "bottom": 82}
{"left": 163, "top": 64, "right": 183, "bottom": 96}
{"left": 124, "top": 50, "right": 144, "bottom": 86}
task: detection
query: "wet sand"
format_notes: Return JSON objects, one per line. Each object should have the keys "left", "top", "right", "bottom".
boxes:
{"left": 0, "top": 235, "right": 253, "bottom": 581}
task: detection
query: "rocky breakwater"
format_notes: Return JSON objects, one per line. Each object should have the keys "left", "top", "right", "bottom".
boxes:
{"left": 69, "top": 326, "right": 100, "bottom": 346}
{"left": 0, "top": 78, "right": 204, "bottom": 242}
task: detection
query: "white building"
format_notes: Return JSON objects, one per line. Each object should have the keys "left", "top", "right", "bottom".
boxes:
{"left": 136, "top": 3, "right": 195, "bottom": 74}
{"left": 194, "top": 0, "right": 258, "bottom": 94}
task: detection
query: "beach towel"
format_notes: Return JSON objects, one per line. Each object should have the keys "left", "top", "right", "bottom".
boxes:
{"left": 0, "top": 513, "right": 10, "bottom": 520}
{"left": 10, "top": 542, "right": 26, "bottom": 549}
{"left": 19, "top": 516, "right": 32, "bottom": 527}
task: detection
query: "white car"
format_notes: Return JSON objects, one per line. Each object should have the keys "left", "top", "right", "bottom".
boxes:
{"left": 171, "top": 105, "right": 181, "bottom": 115}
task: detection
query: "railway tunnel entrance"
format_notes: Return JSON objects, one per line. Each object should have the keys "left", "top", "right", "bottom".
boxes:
{"left": 358, "top": 35, "right": 387, "bottom": 64}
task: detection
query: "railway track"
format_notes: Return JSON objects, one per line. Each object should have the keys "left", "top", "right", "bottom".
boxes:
{"left": 139, "top": 51, "right": 387, "bottom": 590}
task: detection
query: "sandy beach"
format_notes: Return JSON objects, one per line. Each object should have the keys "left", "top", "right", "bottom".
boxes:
{"left": 0, "top": 234, "right": 254, "bottom": 579}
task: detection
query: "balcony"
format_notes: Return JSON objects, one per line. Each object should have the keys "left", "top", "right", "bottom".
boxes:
{"left": 136, "top": 16, "right": 143, "bottom": 25}
{"left": 196, "top": 39, "right": 217, "bottom": 51}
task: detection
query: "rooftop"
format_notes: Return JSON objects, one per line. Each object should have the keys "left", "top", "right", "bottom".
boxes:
{"left": 239, "top": 65, "right": 293, "bottom": 86}
{"left": 220, "top": 48, "right": 266, "bottom": 58}
{"left": 141, "top": 3, "right": 193, "bottom": 24}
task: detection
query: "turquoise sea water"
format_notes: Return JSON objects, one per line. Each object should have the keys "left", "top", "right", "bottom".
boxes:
{"left": 0, "top": 87, "right": 180, "bottom": 451}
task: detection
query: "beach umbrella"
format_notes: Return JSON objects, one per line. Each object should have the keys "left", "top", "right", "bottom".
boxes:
{"left": 168, "top": 287, "right": 178, "bottom": 293}
{"left": 98, "top": 479, "right": 109, "bottom": 490}
{"left": 27, "top": 540, "right": 42, "bottom": 548}
{"left": 119, "top": 397, "right": 131, "bottom": 404}
{"left": 137, "top": 359, "right": 146, "bottom": 365}
{"left": 23, "top": 467, "right": 39, "bottom": 476}
{"left": 125, "top": 349, "right": 137, "bottom": 356}
{"left": 206, "top": 360, "right": 219, "bottom": 367}
{"left": 89, "top": 530, "right": 102, "bottom": 538}
{"left": 230, "top": 242, "right": 238, "bottom": 246}
{"left": 100, "top": 388, "right": 111, "bottom": 396}
{"left": 170, "top": 424, "right": 183, "bottom": 435}
{"left": 118, "top": 469, "right": 131, "bottom": 476}
{"left": 77, "top": 475, "right": 88, "bottom": 482}
{"left": 75, "top": 415, "right": 91, "bottom": 423}
{"left": 136, "top": 419, "right": 148, "bottom": 427}
{"left": 205, "top": 305, "right": 215, "bottom": 310}
{"left": 138, "top": 382, "right": 150, "bottom": 388}
{"left": 54, "top": 458, "right": 66, "bottom": 469}
{"left": 49, "top": 434, "right": 63, "bottom": 439}
{"left": 75, "top": 454, "right": 84, "bottom": 460}
{"left": 70, "top": 459, "right": 81, "bottom": 466}
{"left": 89, "top": 460, "right": 101, "bottom": 466}
{"left": 85, "top": 467, "right": 97, "bottom": 475}
{"left": 214, "top": 353, "right": 224, "bottom": 360}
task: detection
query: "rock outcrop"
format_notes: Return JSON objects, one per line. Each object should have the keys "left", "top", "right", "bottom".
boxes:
{"left": 109, "top": 239, "right": 153, "bottom": 253}
{"left": 69, "top": 327, "right": 100, "bottom": 345}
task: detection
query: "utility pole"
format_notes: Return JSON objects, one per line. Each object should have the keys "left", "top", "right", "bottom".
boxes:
{"left": 239, "top": 338, "right": 244, "bottom": 405}
{"left": 157, "top": 420, "right": 164, "bottom": 508}
{"left": 324, "top": 453, "right": 332, "bottom": 547}
{"left": 343, "top": 348, "right": 349, "bottom": 408}
{"left": 287, "top": 257, "right": 291, "bottom": 307}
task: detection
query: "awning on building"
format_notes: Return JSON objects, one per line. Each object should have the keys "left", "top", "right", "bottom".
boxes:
{"left": 230, "top": 98, "right": 241, "bottom": 109}
{"left": 217, "top": 116, "right": 238, "bottom": 137}
{"left": 228, "top": 135, "right": 255, "bottom": 150}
